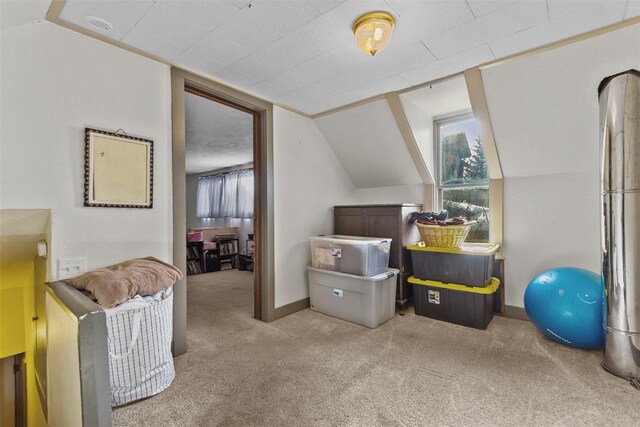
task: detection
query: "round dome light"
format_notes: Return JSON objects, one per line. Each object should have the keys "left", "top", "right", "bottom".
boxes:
{"left": 352, "top": 11, "right": 395, "bottom": 57}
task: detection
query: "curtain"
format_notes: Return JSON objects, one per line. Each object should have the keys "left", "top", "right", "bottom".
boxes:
{"left": 196, "top": 175, "right": 223, "bottom": 218}
{"left": 196, "top": 170, "right": 253, "bottom": 219}
{"left": 236, "top": 170, "right": 254, "bottom": 219}
{"left": 220, "top": 172, "right": 239, "bottom": 217}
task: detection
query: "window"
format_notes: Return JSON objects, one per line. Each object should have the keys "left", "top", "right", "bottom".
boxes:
{"left": 436, "top": 115, "right": 489, "bottom": 242}
{"left": 196, "top": 169, "right": 253, "bottom": 219}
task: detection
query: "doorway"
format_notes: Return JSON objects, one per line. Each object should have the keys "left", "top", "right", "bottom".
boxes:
{"left": 171, "top": 69, "right": 275, "bottom": 356}
{"left": 184, "top": 86, "right": 258, "bottom": 322}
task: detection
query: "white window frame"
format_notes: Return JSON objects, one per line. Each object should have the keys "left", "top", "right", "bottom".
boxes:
{"left": 434, "top": 113, "right": 490, "bottom": 217}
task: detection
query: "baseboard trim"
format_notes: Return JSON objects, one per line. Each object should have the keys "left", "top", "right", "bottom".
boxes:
{"left": 274, "top": 297, "right": 310, "bottom": 320}
{"left": 504, "top": 305, "right": 529, "bottom": 321}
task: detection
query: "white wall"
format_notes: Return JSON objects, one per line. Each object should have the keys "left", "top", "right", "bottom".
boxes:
{"left": 273, "top": 107, "right": 356, "bottom": 308}
{"left": 314, "top": 100, "right": 422, "bottom": 188}
{"left": 482, "top": 24, "right": 640, "bottom": 308}
{"left": 0, "top": 21, "right": 172, "bottom": 277}
{"left": 400, "top": 75, "right": 473, "bottom": 184}
{"left": 355, "top": 184, "right": 425, "bottom": 207}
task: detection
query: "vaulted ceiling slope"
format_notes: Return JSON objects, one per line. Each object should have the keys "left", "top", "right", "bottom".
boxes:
{"left": 57, "top": 0, "right": 639, "bottom": 116}
{"left": 314, "top": 99, "right": 421, "bottom": 188}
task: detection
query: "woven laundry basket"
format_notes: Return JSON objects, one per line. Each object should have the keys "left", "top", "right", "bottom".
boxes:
{"left": 415, "top": 221, "right": 476, "bottom": 248}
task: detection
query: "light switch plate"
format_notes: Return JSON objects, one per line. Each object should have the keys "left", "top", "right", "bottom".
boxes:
{"left": 58, "top": 257, "right": 87, "bottom": 280}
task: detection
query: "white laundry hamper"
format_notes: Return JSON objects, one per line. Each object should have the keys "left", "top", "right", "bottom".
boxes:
{"left": 106, "top": 292, "right": 175, "bottom": 406}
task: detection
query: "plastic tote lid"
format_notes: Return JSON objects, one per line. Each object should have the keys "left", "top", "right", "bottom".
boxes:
{"left": 311, "top": 235, "right": 392, "bottom": 244}
{"left": 408, "top": 276, "right": 500, "bottom": 294}
{"left": 407, "top": 242, "right": 499, "bottom": 256}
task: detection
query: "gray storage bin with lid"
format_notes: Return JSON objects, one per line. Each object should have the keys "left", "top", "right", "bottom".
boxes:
{"left": 307, "top": 266, "right": 399, "bottom": 328}
{"left": 310, "top": 235, "right": 392, "bottom": 277}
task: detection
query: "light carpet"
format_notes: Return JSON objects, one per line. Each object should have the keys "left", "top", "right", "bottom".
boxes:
{"left": 112, "top": 270, "right": 639, "bottom": 426}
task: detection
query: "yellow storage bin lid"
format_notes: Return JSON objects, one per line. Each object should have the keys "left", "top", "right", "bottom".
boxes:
{"left": 408, "top": 276, "right": 500, "bottom": 294}
{"left": 406, "top": 242, "right": 500, "bottom": 256}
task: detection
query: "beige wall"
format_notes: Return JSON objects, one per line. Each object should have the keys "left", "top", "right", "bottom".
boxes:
{"left": 1, "top": 21, "right": 173, "bottom": 277}
{"left": 273, "top": 107, "right": 356, "bottom": 308}
{"left": 481, "top": 23, "right": 640, "bottom": 308}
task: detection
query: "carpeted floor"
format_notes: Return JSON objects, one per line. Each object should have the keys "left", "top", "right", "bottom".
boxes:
{"left": 112, "top": 270, "right": 639, "bottom": 426}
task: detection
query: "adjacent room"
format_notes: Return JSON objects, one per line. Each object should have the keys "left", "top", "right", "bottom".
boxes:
{"left": 183, "top": 87, "right": 258, "bottom": 325}
{"left": 1, "top": 0, "right": 639, "bottom": 426}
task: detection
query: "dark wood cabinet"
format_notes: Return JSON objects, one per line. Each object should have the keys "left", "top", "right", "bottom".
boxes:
{"left": 334, "top": 204, "right": 422, "bottom": 307}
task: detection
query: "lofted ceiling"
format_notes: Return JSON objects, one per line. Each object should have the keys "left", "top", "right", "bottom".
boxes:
{"left": 185, "top": 91, "right": 253, "bottom": 174}
{"left": 315, "top": 99, "right": 422, "bottom": 188}
{"left": 56, "top": 0, "right": 638, "bottom": 116}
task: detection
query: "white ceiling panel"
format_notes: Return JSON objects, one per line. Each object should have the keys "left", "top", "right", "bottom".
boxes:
{"left": 230, "top": 0, "right": 251, "bottom": 8}
{"left": 229, "top": 53, "right": 285, "bottom": 80}
{"left": 185, "top": 91, "right": 253, "bottom": 174}
{"left": 423, "top": 20, "right": 487, "bottom": 59}
{"left": 176, "top": 47, "right": 228, "bottom": 75}
{"left": 181, "top": 31, "right": 252, "bottom": 67}
{"left": 289, "top": 15, "right": 346, "bottom": 55}
{"left": 373, "top": 42, "right": 437, "bottom": 72}
{"left": 58, "top": 0, "right": 636, "bottom": 116}
{"left": 489, "top": 1, "right": 627, "bottom": 58}
{"left": 385, "top": 0, "right": 475, "bottom": 40}
{"left": 258, "top": 37, "right": 315, "bottom": 69}
{"left": 315, "top": 99, "right": 422, "bottom": 188}
{"left": 131, "top": 3, "right": 210, "bottom": 48}
{"left": 291, "top": 49, "right": 351, "bottom": 82}
{"left": 215, "top": 67, "right": 260, "bottom": 88}
{"left": 489, "top": 22, "right": 555, "bottom": 58}
{"left": 213, "top": 0, "right": 321, "bottom": 48}
{"left": 250, "top": 81, "right": 287, "bottom": 99}
{"left": 264, "top": 70, "right": 312, "bottom": 92}
{"left": 59, "top": 0, "right": 153, "bottom": 40}
{"left": 466, "top": 0, "right": 517, "bottom": 18}
{"left": 121, "top": 27, "right": 186, "bottom": 60}
{"left": 157, "top": 0, "right": 240, "bottom": 31}
{"left": 546, "top": 1, "right": 627, "bottom": 40}
{"left": 400, "top": 44, "right": 495, "bottom": 86}
{"left": 547, "top": 0, "right": 604, "bottom": 20}
{"left": 306, "top": 0, "right": 348, "bottom": 14}
{"left": 321, "top": 0, "right": 396, "bottom": 32}
{"left": 476, "top": 0, "right": 549, "bottom": 42}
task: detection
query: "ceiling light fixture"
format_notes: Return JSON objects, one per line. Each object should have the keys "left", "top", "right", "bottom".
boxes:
{"left": 84, "top": 16, "right": 113, "bottom": 32}
{"left": 352, "top": 11, "right": 395, "bottom": 57}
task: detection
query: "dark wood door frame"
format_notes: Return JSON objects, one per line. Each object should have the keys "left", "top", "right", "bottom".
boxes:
{"left": 171, "top": 68, "right": 275, "bottom": 356}
{"left": 184, "top": 85, "right": 264, "bottom": 320}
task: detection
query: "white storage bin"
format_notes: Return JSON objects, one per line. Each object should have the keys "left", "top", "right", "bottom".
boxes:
{"left": 310, "top": 235, "right": 392, "bottom": 277}
{"left": 307, "top": 266, "right": 399, "bottom": 328}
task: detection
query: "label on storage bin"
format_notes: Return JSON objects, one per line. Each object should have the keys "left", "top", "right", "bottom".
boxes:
{"left": 331, "top": 245, "right": 342, "bottom": 257}
{"left": 332, "top": 289, "right": 343, "bottom": 297}
{"left": 428, "top": 290, "right": 440, "bottom": 305}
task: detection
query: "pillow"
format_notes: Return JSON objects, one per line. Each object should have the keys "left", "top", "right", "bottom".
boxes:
{"left": 67, "top": 257, "right": 183, "bottom": 308}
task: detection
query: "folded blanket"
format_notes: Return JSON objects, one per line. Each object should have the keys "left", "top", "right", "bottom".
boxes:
{"left": 67, "top": 257, "right": 183, "bottom": 308}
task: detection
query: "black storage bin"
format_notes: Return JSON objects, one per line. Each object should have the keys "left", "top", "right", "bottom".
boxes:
{"left": 410, "top": 276, "right": 499, "bottom": 330}
{"left": 407, "top": 243, "right": 499, "bottom": 287}
{"left": 204, "top": 250, "right": 221, "bottom": 273}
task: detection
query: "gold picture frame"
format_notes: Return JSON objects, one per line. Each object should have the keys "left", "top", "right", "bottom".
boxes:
{"left": 84, "top": 128, "right": 153, "bottom": 208}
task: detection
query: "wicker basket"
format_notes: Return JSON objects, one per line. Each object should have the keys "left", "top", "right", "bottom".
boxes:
{"left": 415, "top": 221, "right": 476, "bottom": 248}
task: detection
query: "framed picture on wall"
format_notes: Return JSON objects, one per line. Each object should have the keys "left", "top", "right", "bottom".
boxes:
{"left": 84, "top": 128, "right": 153, "bottom": 208}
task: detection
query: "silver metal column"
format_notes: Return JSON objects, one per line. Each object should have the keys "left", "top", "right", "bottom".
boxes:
{"left": 600, "top": 70, "right": 640, "bottom": 380}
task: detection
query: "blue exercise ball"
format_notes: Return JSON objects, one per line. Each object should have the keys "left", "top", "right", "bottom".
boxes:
{"left": 524, "top": 267, "right": 603, "bottom": 349}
